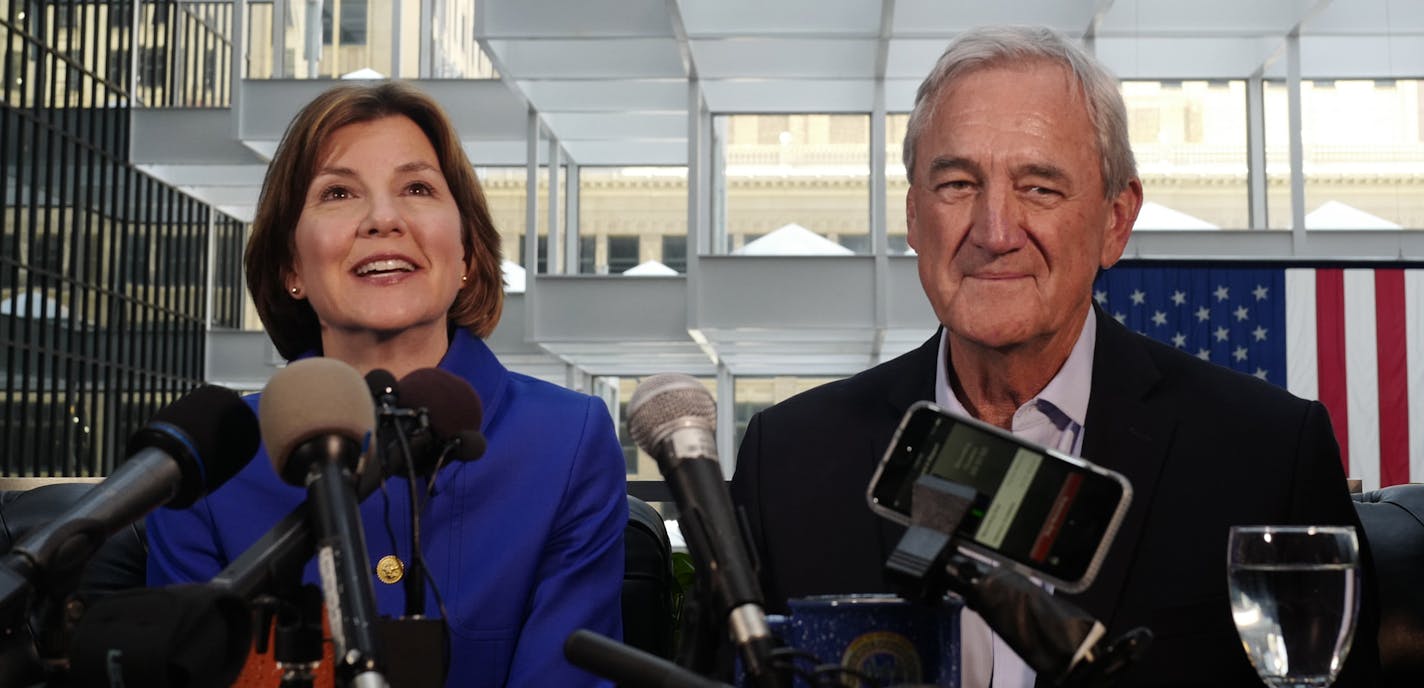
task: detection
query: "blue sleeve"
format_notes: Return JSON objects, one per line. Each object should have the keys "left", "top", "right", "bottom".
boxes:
{"left": 505, "top": 396, "right": 626, "bottom": 688}
{"left": 145, "top": 496, "right": 225, "bottom": 587}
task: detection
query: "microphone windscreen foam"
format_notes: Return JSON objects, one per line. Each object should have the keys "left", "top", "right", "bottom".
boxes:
{"left": 129, "top": 384, "right": 260, "bottom": 508}
{"left": 398, "top": 368, "right": 483, "bottom": 438}
{"left": 626, "top": 373, "right": 714, "bottom": 453}
{"left": 399, "top": 368, "right": 485, "bottom": 463}
{"left": 260, "top": 358, "right": 375, "bottom": 485}
{"left": 365, "top": 368, "right": 398, "bottom": 404}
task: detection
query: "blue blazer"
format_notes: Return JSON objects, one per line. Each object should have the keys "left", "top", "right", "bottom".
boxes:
{"left": 147, "top": 330, "right": 626, "bottom": 687}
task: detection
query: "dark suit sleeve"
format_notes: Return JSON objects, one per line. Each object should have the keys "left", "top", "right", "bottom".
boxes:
{"left": 1290, "top": 401, "right": 1380, "bottom": 687}
{"left": 730, "top": 412, "right": 786, "bottom": 612}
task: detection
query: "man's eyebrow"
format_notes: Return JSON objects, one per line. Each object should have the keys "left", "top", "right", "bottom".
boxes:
{"left": 1015, "top": 163, "right": 1070, "bottom": 183}
{"left": 925, "top": 156, "right": 983, "bottom": 178}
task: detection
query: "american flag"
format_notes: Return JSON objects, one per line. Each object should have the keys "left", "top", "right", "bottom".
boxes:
{"left": 1094, "top": 263, "right": 1424, "bottom": 491}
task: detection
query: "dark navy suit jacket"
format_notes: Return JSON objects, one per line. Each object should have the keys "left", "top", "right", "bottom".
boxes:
{"left": 731, "top": 307, "right": 1379, "bottom": 687}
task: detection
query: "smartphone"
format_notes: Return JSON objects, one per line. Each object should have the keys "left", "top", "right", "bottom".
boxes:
{"left": 866, "top": 401, "right": 1131, "bottom": 593}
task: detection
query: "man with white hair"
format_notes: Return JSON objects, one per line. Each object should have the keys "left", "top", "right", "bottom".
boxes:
{"left": 732, "top": 25, "right": 1378, "bottom": 687}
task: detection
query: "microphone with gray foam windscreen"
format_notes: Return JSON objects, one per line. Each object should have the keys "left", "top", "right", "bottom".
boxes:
{"left": 261, "top": 357, "right": 387, "bottom": 688}
{"left": 626, "top": 374, "right": 782, "bottom": 688}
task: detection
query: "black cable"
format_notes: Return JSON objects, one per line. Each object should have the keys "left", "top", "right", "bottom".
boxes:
{"left": 391, "top": 417, "right": 427, "bottom": 617}
{"left": 387, "top": 408, "right": 450, "bottom": 622}
{"left": 374, "top": 425, "right": 400, "bottom": 568}
{"left": 767, "top": 646, "right": 883, "bottom": 688}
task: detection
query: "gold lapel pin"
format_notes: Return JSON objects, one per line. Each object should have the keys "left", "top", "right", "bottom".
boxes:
{"left": 376, "top": 555, "right": 405, "bottom": 584}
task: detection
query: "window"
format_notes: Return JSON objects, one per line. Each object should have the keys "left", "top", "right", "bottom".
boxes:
{"left": 606, "top": 235, "right": 639, "bottom": 274}
{"left": 577, "top": 167, "right": 687, "bottom": 276}
{"left": 106, "top": 49, "right": 128, "bottom": 90}
{"left": 617, "top": 402, "right": 639, "bottom": 473}
{"left": 322, "top": 0, "right": 368, "bottom": 45}
{"left": 579, "top": 236, "right": 596, "bottom": 274}
{"left": 518, "top": 235, "right": 548, "bottom": 274}
{"left": 202, "top": 49, "right": 218, "bottom": 92}
{"left": 1122, "top": 80, "right": 1248, "bottom": 229}
{"left": 160, "top": 234, "right": 203, "bottom": 287}
{"left": 29, "top": 233, "right": 64, "bottom": 276}
{"left": 888, "top": 234, "right": 910, "bottom": 255}
{"left": 123, "top": 235, "right": 151, "bottom": 286}
{"left": 716, "top": 114, "right": 871, "bottom": 254}
{"left": 660, "top": 235, "right": 686, "bottom": 273}
{"left": 1265, "top": 79, "right": 1424, "bottom": 229}
{"left": 838, "top": 234, "right": 869, "bottom": 254}
{"left": 139, "top": 46, "right": 167, "bottom": 90}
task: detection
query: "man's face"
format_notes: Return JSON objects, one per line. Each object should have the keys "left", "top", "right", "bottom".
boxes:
{"left": 907, "top": 60, "right": 1140, "bottom": 352}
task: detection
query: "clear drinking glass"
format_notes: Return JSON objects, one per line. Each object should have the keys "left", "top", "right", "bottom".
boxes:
{"left": 1227, "top": 525, "right": 1360, "bottom": 688}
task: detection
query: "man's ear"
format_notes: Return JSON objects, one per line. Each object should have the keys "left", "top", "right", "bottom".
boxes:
{"left": 906, "top": 187, "right": 920, "bottom": 252}
{"left": 1100, "top": 179, "right": 1142, "bottom": 269}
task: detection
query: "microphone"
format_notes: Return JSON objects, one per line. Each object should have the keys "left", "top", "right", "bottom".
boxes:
{"left": 211, "top": 368, "right": 485, "bottom": 601}
{"left": 0, "top": 384, "right": 259, "bottom": 623}
{"left": 397, "top": 368, "right": 486, "bottom": 469}
{"left": 366, "top": 368, "right": 484, "bottom": 479}
{"left": 260, "top": 357, "right": 386, "bottom": 687}
{"left": 626, "top": 374, "right": 780, "bottom": 688}
{"left": 565, "top": 629, "right": 735, "bottom": 688}
{"left": 365, "top": 367, "right": 482, "bottom": 624}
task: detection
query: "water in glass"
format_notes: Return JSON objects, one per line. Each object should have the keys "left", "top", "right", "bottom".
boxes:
{"left": 1228, "top": 526, "right": 1359, "bottom": 688}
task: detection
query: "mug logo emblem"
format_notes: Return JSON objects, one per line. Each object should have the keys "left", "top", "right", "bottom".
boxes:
{"left": 840, "top": 630, "right": 922, "bottom": 685}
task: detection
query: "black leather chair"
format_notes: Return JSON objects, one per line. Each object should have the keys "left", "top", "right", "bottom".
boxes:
{"left": 1353, "top": 484, "right": 1424, "bottom": 687}
{"left": 0, "top": 482, "right": 148, "bottom": 597}
{"left": 623, "top": 495, "right": 675, "bottom": 659}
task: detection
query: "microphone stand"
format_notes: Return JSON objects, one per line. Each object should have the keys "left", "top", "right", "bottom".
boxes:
{"left": 883, "top": 475, "right": 1151, "bottom": 688}
{"left": 373, "top": 401, "right": 450, "bottom": 688}
{"left": 299, "top": 437, "right": 388, "bottom": 688}
{"left": 252, "top": 584, "right": 325, "bottom": 688}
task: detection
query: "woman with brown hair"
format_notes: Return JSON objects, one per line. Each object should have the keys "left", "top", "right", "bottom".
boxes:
{"left": 146, "top": 81, "right": 624, "bottom": 687}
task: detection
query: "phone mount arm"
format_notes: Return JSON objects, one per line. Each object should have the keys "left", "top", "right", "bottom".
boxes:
{"left": 883, "top": 475, "right": 1150, "bottom": 687}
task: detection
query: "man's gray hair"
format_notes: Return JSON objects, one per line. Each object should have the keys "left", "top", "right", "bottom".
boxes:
{"left": 902, "top": 25, "right": 1137, "bottom": 199}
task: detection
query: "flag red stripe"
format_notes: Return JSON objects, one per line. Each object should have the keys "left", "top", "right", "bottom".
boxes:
{"left": 1375, "top": 269, "right": 1410, "bottom": 486}
{"left": 1316, "top": 269, "right": 1350, "bottom": 474}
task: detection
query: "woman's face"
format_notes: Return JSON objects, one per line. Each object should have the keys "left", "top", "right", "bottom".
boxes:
{"left": 286, "top": 115, "right": 467, "bottom": 346}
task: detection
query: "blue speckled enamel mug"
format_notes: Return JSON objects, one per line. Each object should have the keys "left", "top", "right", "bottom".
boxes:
{"left": 763, "top": 595, "right": 961, "bottom": 687}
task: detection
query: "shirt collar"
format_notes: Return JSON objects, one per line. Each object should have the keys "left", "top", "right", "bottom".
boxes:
{"left": 934, "top": 307, "right": 1096, "bottom": 430}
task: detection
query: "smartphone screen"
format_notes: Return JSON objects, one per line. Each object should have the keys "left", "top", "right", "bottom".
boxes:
{"left": 867, "top": 401, "right": 1131, "bottom": 592}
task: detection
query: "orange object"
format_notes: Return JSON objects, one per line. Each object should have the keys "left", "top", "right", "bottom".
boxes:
{"left": 232, "top": 609, "right": 336, "bottom": 688}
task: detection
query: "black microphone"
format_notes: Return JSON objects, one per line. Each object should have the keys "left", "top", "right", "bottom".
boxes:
{"left": 0, "top": 384, "right": 259, "bottom": 624}
{"left": 364, "top": 368, "right": 484, "bottom": 481}
{"left": 397, "top": 368, "right": 485, "bottom": 469}
{"left": 260, "top": 357, "right": 386, "bottom": 687}
{"left": 365, "top": 367, "right": 482, "bottom": 623}
{"left": 626, "top": 374, "right": 780, "bottom": 688}
{"left": 565, "top": 629, "right": 734, "bottom": 688}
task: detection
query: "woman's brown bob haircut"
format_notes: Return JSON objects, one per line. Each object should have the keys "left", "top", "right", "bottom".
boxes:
{"left": 245, "top": 81, "right": 504, "bottom": 361}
